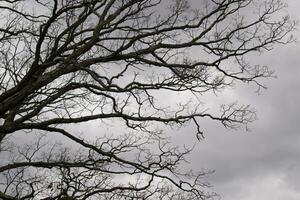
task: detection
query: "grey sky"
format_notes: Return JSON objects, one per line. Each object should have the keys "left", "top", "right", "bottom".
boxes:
{"left": 173, "top": 0, "right": 300, "bottom": 199}
{"left": 1, "top": 0, "right": 299, "bottom": 199}
{"left": 51, "top": 1, "right": 300, "bottom": 199}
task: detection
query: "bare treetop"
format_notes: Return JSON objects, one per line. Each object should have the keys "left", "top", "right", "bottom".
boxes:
{"left": 0, "top": 0, "right": 296, "bottom": 199}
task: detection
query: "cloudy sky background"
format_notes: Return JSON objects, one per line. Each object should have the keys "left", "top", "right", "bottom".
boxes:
{"left": 172, "top": 0, "right": 300, "bottom": 199}
{"left": 63, "top": 1, "right": 300, "bottom": 199}
{"left": 1, "top": 0, "right": 299, "bottom": 199}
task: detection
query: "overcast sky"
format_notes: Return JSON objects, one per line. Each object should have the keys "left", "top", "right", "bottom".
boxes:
{"left": 173, "top": 0, "right": 300, "bottom": 199}
{"left": 53, "top": 1, "right": 300, "bottom": 199}
{"left": 1, "top": 1, "right": 299, "bottom": 199}
{"left": 40, "top": 1, "right": 300, "bottom": 199}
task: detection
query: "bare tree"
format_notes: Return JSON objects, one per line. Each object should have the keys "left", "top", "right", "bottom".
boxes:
{"left": 0, "top": 0, "right": 296, "bottom": 199}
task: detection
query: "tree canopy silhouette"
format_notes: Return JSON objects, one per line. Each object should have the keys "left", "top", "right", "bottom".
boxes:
{"left": 0, "top": 0, "right": 295, "bottom": 199}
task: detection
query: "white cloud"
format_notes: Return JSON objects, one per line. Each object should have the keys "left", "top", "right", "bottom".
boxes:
{"left": 227, "top": 174, "right": 300, "bottom": 200}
